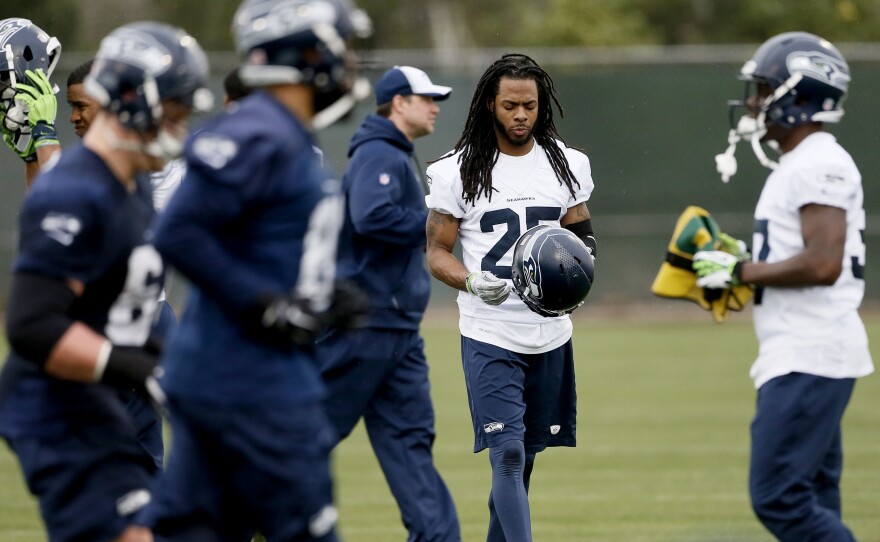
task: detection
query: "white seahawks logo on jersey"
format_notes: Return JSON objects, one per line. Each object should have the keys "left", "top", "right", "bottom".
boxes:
{"left": 40, "top": 212, "right": 82, "bottom": 246}
{"left": 192, "top": 133, "right": 239, "bottom": 169}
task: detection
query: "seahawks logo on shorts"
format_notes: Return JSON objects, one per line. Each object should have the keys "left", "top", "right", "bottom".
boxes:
{"left": 483, "top": 422, "right": 505, "bottom": 433}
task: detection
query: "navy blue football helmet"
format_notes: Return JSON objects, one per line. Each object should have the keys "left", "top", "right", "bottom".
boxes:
{"left": 731, "top": 32, "right": 850, "bottom": 132}
{"left": 232, "top": 0, "right": 372, "bottom": 128}
{"left": 0, "top": 18, "right": 61, "bottom": 104}
{"left": 511, "top": 225, "right": 594, "bottom": 318}
{"left": 84, "top": 21, "right": 213, "bottom": 135}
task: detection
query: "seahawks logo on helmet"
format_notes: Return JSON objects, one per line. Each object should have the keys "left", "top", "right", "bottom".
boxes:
{"left": 0, "top": 18, "right": 61, "bottom": 102}
{"left": 787, "top": 51, "right": 850, "bottom": 91}
{"left": 511, "top": 225, "right": 594, "bottom": 318}
{"left": 97, "top": 28, "right": 175, "bottom": 76}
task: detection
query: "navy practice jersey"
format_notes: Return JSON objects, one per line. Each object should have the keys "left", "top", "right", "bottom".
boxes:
{"left": 152, "top": 91, "right": 338, "bottom": 406}
{"left": 0, "top": 145, "right": 162, "bottom": 439}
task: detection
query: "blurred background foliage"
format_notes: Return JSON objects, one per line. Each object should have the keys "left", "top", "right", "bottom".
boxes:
{"left": 2, "top": 0, "right": 879, "bottom": 52}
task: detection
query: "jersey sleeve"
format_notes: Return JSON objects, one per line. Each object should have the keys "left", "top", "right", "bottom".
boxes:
{"left": 150, "top": 158, "right": 186, "bottom": 211}
{"left": 565, "top": 146, "right": 594, "bottom": 206}
{"left": 425, "top": 158, "right": 465, "bottom": 218}
{"left": 790, "top": 162, "right": 859, "bottom": 211}
{"left": 14, "top": 183, "right": 105, "bottom": 283}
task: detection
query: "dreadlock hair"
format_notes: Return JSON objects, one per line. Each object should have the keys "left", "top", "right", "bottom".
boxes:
{"left": 441, "top": 53, "right": 580, "bottom": 205}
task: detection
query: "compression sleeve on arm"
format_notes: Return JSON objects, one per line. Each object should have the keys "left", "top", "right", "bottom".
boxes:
{"left": 564, "top": 219, "right": 597, "bottom": 258}
{"left": 5, "top": 272, "right": 76, "bottom": 365}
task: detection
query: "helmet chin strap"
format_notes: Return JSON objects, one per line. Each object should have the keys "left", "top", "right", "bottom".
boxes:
{"left": 312, "top": 77, "right": 370, "bottom": 130}
{"left": 749, "top": 111, "right": 779, "bottom": 171}
{"left": 715, "top": 114, "right": 778, "bottom": 183}
{"left": 715, "top": 128, "right": 741, "bottom": 184}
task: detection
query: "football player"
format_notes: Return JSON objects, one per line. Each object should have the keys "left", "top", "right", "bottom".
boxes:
{"left": 425, "top": 53, "right": 596, "bottom": 542}
{"left": 695, "top": 32, "right": 873, "bottom": 542}
{"left": 0, "top": 17, "right": 62, "bottom": 189}
{"left": 0, "top": 21, "right": 211, "bottom": 542}
{"left": 62, "top": 56, "right": 180, "bottom": 471}
{"left": 141, "top": 0, "right": 371, "bottom": 540}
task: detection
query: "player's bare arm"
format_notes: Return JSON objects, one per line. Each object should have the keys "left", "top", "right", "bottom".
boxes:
{"left": 560, "top": 201, "right": 590, "bottom": 226}
{"left": 740, "top": 203, "right": 845, "bottom": 287}
{"left": 22, "top": 145, "right": 62, "bottom": 189}
{"left": 426, "top": 209, "right": 469, "bottom": 291}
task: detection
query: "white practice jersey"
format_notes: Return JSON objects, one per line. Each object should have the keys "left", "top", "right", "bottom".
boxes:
{"left": 149, "top": 158, "right": 185, "bottom": 303}
{"left": 426, "top": 140, "right": 593, "bottom": 353}
{"left": 750, "top": 132, "right": 873, "bottom": 388}
{"left": 149, "top": 158, "right": 185, "bottom": 212}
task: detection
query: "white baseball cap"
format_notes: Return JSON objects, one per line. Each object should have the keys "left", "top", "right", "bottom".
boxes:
{"left": 374, "top": 65, "right": 452, "bottom": 105}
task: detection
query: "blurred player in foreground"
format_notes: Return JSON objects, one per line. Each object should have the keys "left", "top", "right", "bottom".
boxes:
{"left": 695, "top": 32, "right": 873, "bottom": 542}
{"left": 317, "top": 65, "right": 461, "bottom": 540}
{"left": 0, "top": 17, "right": 62, "bottom": 188}
{"left": 142, "top": 0, "right": 371, "bottom": 539}
{"left": 425, "top": 53, "right": 596, "bottom": 542}
{"left": 65, "top": 57, "right": 179, "bottom": 469}
{"left": 0, "top": 21, "right": 211, "bottom": 542}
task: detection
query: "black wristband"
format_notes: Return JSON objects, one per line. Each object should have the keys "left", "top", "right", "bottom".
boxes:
{"left": 564, "top": 219, "right": 597, "bottom": 258}
{"left": 102, "top": 346, "right": 159, "bottom": 392}
{"left": 732, "top": 261, "right": 744, "bottom": 284}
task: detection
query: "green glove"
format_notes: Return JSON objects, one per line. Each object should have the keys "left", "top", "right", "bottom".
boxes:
{"left": 15, "top": 69, "right": 59, "bottom": 148}
{"left": 693, "top": 251, "right": 742, "bottom": 289}
{"left": 716, "top": 232, "right": 750, "bottom": 261}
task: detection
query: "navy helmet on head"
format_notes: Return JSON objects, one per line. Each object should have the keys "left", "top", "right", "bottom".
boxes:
{"left": 735, "top": 31, "right": 850, "bottom": 131}
{"left": 511, "top": 225, "right": 594, "bottom": 318}
{"left": 232, "top": 0, "right": 373, "bottom": 129}
{"left": 84, "top": 21, "right": 213, "bottom": 135}
{"left": 0, "top": 18, "right": 61, "bottom": 103}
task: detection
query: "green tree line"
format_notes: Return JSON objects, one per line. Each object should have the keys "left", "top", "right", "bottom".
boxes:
{"left": 3, "top": 0, "right": 879, "bottom": 52}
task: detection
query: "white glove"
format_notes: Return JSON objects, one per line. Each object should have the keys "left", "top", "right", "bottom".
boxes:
{"left": 693, "top": 251, "right": 742, "bottom": 289}
{"left": 466, "top": 271, "right": 511, "bottom": 305}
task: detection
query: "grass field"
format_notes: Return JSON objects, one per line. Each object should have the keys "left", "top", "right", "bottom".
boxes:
{"left": 0, "top": 310, "right": 878, "bottom": 541}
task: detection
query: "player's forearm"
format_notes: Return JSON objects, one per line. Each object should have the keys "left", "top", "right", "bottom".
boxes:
{"left": 24, "top": 160, "right": 39, "bottom": 190}
{"left": 44, "top": 322, "right": 109, "bottom": 382}
{"left": 741, "top": 252, "right": 842, "bottom": 288}
{"left": 426, "top": 245, "right": 469, "bottom": 292}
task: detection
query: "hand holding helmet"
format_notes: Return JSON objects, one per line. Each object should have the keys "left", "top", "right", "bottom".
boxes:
{"left": 15, "top": 69, "right": 59, "bottom": 149}
{"left": 511, "top": 225, "right": 594, "bottom": 318}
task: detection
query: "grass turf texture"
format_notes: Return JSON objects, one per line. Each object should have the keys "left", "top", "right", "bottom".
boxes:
{"left": 0, "top": 312, "right": 878, "bottom": 541}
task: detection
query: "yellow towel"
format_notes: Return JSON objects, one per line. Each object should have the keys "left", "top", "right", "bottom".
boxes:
{"left": 651, "top": 206, "right": 753, "bottom": 323}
